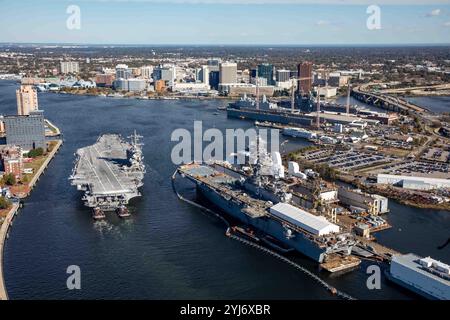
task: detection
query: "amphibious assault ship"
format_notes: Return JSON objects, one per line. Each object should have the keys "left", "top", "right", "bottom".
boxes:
{"left": 176, "top": 143, "right": 357, "bottom": 266}
{"left": 70, "top": 132, "right": 145, "bottom": 219}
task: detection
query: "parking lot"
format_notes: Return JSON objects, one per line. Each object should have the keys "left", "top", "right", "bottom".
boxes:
{"left": 378, "top": 160, "right": 450, "bottom": 179}
{"left": 421, "top": 147, "right": 450, "bottom": 163}
{"left": 301, "top": 148, "right": 393, "bottom": 172}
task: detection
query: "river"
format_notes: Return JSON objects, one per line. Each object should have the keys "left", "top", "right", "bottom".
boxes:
{"left": 0, "top": 80, "right": 448, "bottom": 300}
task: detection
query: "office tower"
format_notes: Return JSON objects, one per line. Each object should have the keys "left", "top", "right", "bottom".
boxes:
{"left": 153, "top": 65, "right": 175, "bottom": 86}
{"left": 257, "top": 63, "right": 275, "bottom": 85}
{"left": 60, "top": 61, "right": 80, "bottom": 74}
{"left": 115, "top": 64, "right": 131, "bottom": 80}
{"left": 276, "top": 69, "right": 291, "bottom": 82}
{"left": 4, "top": 110, "right": 46, "bottom": 150}
{"left": 209, "top": 71, "right": 220, "bottom": 90}
{"left": 219, "top": 62, "right": 237, "bottom": 84}
{"left": 297, "top": 62, "right": 313, "bottom": 94}
{"left": 197, "top": 65, "right": 210, "bottom": 86}
{"left": 16, "top": 84, "right": 38, "bottom": 116}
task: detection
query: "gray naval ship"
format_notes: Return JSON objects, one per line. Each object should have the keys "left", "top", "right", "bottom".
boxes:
{"left": 177, "top": 142, "right": 358, "bottom": 268}
{"left": 70, "top": 132, "right": 145, "bottom": 219}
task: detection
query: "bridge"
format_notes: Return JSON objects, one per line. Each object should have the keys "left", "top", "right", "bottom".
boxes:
{"left": 352, "top": 86, "right": 428, "bottom": 114}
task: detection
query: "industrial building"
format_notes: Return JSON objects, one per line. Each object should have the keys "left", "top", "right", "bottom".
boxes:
{"left": 3, "top": 110, "right": 46, "bottom": 151}
{"left": 377, "top": 174, "right": 450, "bottom": 190}
{"left": 270, "top": 203, "right": 340, "bottom": 236}
{"left": 338, "top": 187, "right": 389, "bottom": 215}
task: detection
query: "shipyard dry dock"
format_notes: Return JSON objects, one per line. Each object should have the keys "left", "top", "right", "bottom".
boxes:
{"left": 70, "top": 132, "right": 145, "bottom": 218}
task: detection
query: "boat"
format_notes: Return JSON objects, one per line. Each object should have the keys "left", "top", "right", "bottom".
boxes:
{"left": 282, "top": 127, "right": 317, "bottom": 140}
{"left": 116, "top": 205, "right": 131, "bottom": 218}
{"left": 70, "top": 131, "right": 145, "bottom": 217}
{"left": 177, "top": 159, "right": 356, "bottom": 264}
{"left": 92, "top": 207, "right": 106, "bottom": 220}
{"left": 385, "top": 253, "right": 450, "bottom": 300}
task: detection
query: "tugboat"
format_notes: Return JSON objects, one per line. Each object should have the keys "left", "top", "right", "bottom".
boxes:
{"left": 116, "top": 205, "right": 131, "bottom": 218}
{"left": 92, "top": 207, "right": 106, "bottom": 220}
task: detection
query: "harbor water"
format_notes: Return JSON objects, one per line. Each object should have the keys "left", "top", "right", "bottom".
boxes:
{"left": 0, "top": 81, "right": 449, "bottom": 299}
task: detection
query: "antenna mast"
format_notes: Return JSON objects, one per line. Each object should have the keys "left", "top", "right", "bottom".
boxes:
{"left": 346, "top": 82, "right": 351, "bottom": 115}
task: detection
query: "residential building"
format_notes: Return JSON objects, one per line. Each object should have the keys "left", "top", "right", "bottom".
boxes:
{"left": 60, "top": 61, "right": 80, "bottom": 74}
{"left": 16, "top": 84, "right": 39, "bottom": 115}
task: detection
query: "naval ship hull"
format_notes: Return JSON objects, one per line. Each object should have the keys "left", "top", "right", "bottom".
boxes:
{"left": 227, "top": 108, "right": 313, "bottom": 126}
{"left": 195, "top": 182, "right": 327, "bottom": 263}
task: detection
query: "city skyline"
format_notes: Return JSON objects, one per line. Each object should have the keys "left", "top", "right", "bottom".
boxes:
{"left": 1, "top": 1, "right": 450, "bottom": 45}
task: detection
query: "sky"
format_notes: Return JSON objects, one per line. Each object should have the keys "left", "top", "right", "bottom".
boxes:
{"left": 0, "top": 0, "right": 450, "bottom": 45}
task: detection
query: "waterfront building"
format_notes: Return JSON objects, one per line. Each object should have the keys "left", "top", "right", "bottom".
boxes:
{"left": 297, "top": 62, "right": 313, "bottom": 94}
{"left": 4, "top": 111, "right": 46, "bottom": 151}
{"left": 16, "top": 84, "right": 39, "bottom": 116}
{"left": 154, "top": 80, "right": 166, "bottom": 93}
{"left": 258, "top": 63, "right": 275, "bottom": 85}
{"left": 338, "top": 187, "right": 389, "bottom": 215}
{"left": 95, "top": 74, "right": 115, "bottom": 87}
{"left": 127, "top": 79, "right": 147, "bottom": 92}
{"left": 60, "top": 61, "right": 80, "bottom": 74}
{"left": 153, "top": 65, "right": 176, "bottom": 86}
{"left": 115, "top": 64, "right": 131, "bottom": 80}
{"left": 114, "top": 78, "right": 129, "bottom": 91}
{"left": 209, "top": 71, "right": 220, "bottom": 90}
{"left": 219, "top": 62, "right": 237, "bottom": 84}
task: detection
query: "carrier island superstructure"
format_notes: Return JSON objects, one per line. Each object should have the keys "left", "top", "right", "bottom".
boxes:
{"left": 70, "top": 132, "right": 145, "bottom": 219}
{"left": 176, "top": 145, "right": 358, "bottom": 267}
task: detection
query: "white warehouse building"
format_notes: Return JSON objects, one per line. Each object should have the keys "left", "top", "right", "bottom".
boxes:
{"left": 377, "top": 174, "right": 450, "bottom": 191}
{"left": 270, "top": 203, "right": 340, "bottom": 236}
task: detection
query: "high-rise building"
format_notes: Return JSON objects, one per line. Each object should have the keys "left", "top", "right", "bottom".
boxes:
{"left": 16, "top": 84, "right": 38, "bottom": 116}
{"left": 297, "top": 62, "right": 313, "bottom": 94}
{"left": 127, "top": 79, "right": 147, "bottom": 92}
{"left": 60, "top": 61, "right": 80, "bottom": 74}
{"left": 219, "top": 62, "right": 237, "bottom": 84}
{"left": 4, "top": 110, "right": 46, "bottom": 151}
{"left": 276, "top": 69, "right": 291, "bottom": 82}
{"left": 153, "top": 65, "right": 176, "bottom": 86}
{"left": 197, "top": 65, "right": 210, "bottom": 86}
{"left": 209, "top": 71, "right": 220, "bottom": 90}
{"left": 140, "top": 66, "right": 154, "bottom": 79}
{"left": 258, "top": 63, "right": 275, "bottom": 85}
{"left": 115, "top": 64, "right": 131, "bottom": 80}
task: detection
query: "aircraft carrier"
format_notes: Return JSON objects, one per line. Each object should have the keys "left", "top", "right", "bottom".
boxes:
{"left": 70, "top": 132, "right": 145, "bottom": 219}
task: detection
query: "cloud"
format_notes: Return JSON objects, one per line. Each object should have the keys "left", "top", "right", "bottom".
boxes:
{"left": 425, "top": 9, "right": 441, "bottom": 17}
{"left": 444, "top": 21, "right": 450, "bottom": 27}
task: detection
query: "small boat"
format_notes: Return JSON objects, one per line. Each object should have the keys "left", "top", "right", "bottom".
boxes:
{"left": 116, "top": 205, "right": 131, "bottom": 218}
{"left": 93, "top": 207, "right": 106, "bottom": 220}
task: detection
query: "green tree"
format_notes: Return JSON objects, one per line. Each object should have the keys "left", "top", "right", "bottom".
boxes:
{"left": 27, "top": 147, "right": 44, "bottom": 158}
{"left": 2, "top": 173, "right": 16, "bottom": 186}
{"left": 0, "top": 196, "right": 11, "bottom": 210}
